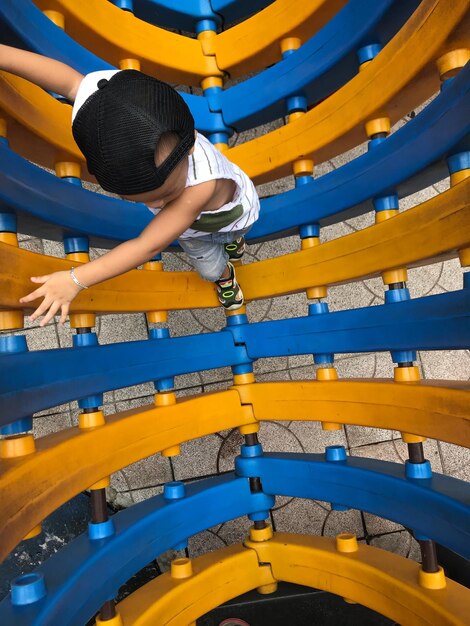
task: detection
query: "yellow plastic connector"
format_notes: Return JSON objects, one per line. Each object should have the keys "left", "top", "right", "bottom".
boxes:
{"left": 450, "top": 168, "right": 470, "bottom": 186}
{"left": 394, "top": 366, "right": 420, "bottom": 382}
{"left": 293, "top": 158, "right": 314, "bottom": 177}
{"left": 316, "top": 367, "right": 338, "bottom": 381}
{"left": 161, "top": 445, "right": 181, "bottom": 458}
{"left": 120, "top": 58, "right": 140, "bottom": 70}
{"left": 201, "top": 75, "right": 223, "bottom": 91}
{"left": 257, "top": 581, "right": 278, "bottom": 595}
{"left": 401, "top": 433, "right": 426, "bottom": 444}
{"left": 0, "top": 311, "right": 23, "bottom": 331}
{"left": 0, "top": 232, "right": 18, "bottom": 246}
{"left": 375, "top": 209, "right": 399, "bottom": 224}
{"left": 458, "top": 247, "right": 470, "bottom": 267}
{"left": 365, "top": 117, "right": 390, "bottom": 137}
{"left": 155, "top": 392, "right": 176, "bottom": 407}
{"left": 418, "top": 566, "right": 446, "bottom": 590}
{"left": 171, "top": 558, "right": 193, "bottom": 579}
{"left": 55, "top": 161, "right": 81, "bottom": 179}
{"left": 280, "top": 37, "right": 302, "bottom": 55}
{"left": 249, "top": 525, "right": 273, "bottom": 543}
{"left": 233, "top": 372, "right": 256, "bottom": 385}
{"left": 198, "top": 30, "right": 217, "bottom": 57}
{"left": 382, "top": 268, "right": 408, "bottom": 285}
{"left": 23, "top": 525, "right": 42, "bottom": 541}
{"left": 437, "top": 48, "right": 470, "bottom": 80}
{"left": 43, "top": 10, "right": 65, "bottom": 29}
{"left": 336, "top": 533, "right": 358, "bottom": 553}
{"left": 238, "top": 423, "right": 260, "bottom": 436}
{"left": 79, "top": 410, "right": 105, "bottom": 430}
{"left": 90, "top": 477, "right": 111, "bottom": 490}
{"left": 0, "top": 434, "right": 36, "bottom": 459}
{"left": 288, "top": 111, "right": 304, "bottom": 123}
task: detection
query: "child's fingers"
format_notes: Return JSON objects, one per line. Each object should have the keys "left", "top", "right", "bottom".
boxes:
{"left": 39, "top": 301, "right": 61, "bottom": 328}
{"left": 59, "top": 303, "right": 70, "bottom": 326}
{"left": 19, "top": 287, "right": 45, "bottom": 304}
{"left": 30, "top": 275, "right": 51, "bottom": 284}
{"left": 29, "top": 297, "right": 53, "bottom": 322}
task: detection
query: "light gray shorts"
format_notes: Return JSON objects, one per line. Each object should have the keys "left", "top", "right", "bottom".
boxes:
{"left": 178, "top": 227, "right": 251, "bottom": 282}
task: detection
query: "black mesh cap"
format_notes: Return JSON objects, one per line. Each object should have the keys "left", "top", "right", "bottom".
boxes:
{"left": 72, "top": 70, "right": 195, "bottom": 195}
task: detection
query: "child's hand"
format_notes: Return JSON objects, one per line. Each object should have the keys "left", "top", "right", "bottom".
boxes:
{"left": 19, "top": 271, "right": 83, "bottom": 327}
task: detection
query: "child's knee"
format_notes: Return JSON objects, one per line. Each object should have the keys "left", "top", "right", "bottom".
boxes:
{"left": 198, "top": 264, "right": 226, "bottom": 282}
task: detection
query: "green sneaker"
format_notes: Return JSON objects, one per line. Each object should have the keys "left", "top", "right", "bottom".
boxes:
{"left": 215, "top": 262, "right": 244, "bottom": 310}
{"left": 224, "top": 236, "right": 246, "bottom": 260}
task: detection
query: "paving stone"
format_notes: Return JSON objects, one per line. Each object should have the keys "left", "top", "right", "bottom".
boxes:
{"left": 369, "top": 531, "right": 420, "bottom": 560}
{"left": 437, "top": 441, "right": 470, "bottom": 481}
{"left": 322, "top": 508, "right": 365, "bottom": 538}
{"left": 272, "top": 498, "right": 329, "bottom": 536}
{"left": 419, "top": 350, "right": 470, "bottom": 381}
{"left": 171, "top": 433, "right": 222, "bottom": 480}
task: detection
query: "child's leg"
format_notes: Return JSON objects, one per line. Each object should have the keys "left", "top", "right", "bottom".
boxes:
{"left": 178, "top": 236, "right": 244, "bottom": 310}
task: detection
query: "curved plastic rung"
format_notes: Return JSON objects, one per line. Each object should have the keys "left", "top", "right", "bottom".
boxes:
{"left": 0, "top": 383, "right": 468, "bottom": 563}
{"left": 117, "top": 535, "right": 470, "bottom": 625}
{"left": 227, "top": 0, "right": 469, "bottom": 183}
{"left": 33, "top": 0, "right": 216, "bottom": 83}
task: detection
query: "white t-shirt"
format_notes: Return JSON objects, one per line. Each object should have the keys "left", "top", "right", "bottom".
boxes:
{"left": 72, "top": 71, "right": 260, "bottom": 238}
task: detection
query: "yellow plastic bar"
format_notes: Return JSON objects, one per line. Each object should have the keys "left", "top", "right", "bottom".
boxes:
{"left": 0, "top": 390, "right": 253, "bottom": 561}
{"left": 1, "top": 380, "right": 468, "bottom": 562}
{"left": 3, "top": 177, "right": 467, "bottom": 313}
{"left": 34, "top": 0, "right": 217, "bottom": 84}
{"left": 226, "top": 0, "right": 470, "bottom": 182}
{"left": 214, "top": 0, "right": 347, "bottom": 77}
{"left": 119, "top": 546, "right": 274, "bottom": 625}
{"left": 234, "top": 380, "right": 470, "bottom": 447}
{"left": 3, "top": 2, "right": 467, "bottom": 181}
{"left": 116, "top": 534, "right": 470, "bottom": 625}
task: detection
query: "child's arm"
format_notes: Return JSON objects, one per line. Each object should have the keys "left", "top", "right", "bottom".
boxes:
{"left": 0, "top": 44, "right": 83, "bottom": 100}
{"left": 19, "top": 182, "right": 216, "bottom": 326}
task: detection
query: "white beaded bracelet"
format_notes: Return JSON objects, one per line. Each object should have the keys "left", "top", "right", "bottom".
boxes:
{"left": 70, "top": 267, "right": 89, "bottom": 290}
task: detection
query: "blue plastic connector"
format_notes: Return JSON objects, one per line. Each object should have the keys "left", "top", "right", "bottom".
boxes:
{"left": 357, "top": 43, "right": 382, "bottom": 65}
{"left": 63, "top": 236, "right": 89, "bottom": 255}
{"left": 325, "top": 445, "right": 347, "bottom": 462}
{"left": 203, "top": 85, "right": 223, "bottom": 113}
{"left": 447, "top": 151, "right": 470, "bottom": 174}
{"left": 326, "top": 446, "right": 349, "bottom": 510}
{"left": 299, "top": 224, "right": 320, "bottom": 239}
{"left": 150, "top": 328, "right": 170, "bottom": 341}
{"left": 240, "top": 443, "right": 263, "bottom": 458}
{"left": 385, "top": 288, "right": 410, "bottom": 304}
{"left": 10, "top": 573, "right": 47, "bottom": 606}
{"left": 295, "top": 175, "right": 313, "bottom": 187}
{"left": 164, "top": 481, "right": 188, "bottom": 549}
{"left": 368, "top": 136, "right": 387, "bottom": 149}
{"left": 88, "top": 519, "right": 115, "bottom": 540}
{"left": 0, "top": 418, "right": 33, "bottom": 436}
{"left": 373, "top": 194, "right": 399, "bottom": 212}
{"left": 111, "top": 0, "right": 134, "bottom": 12}
{"left": 62, "top": 177, "right": 82, "bottom": 187}
{"left": 391, "top": 350, "right": 416, "bottom": 364}
{"left": 232, "top": 363, "right": 253, "bottom": 375}
{"left": 0, "top": 336, "right": 33, "bottom": 435}
{"left": 405, "top": 460, "right": 432, "bottom": 479}
{"left": 0, "top": 212, "right": 17, "bottom": 232}
{"left": 286, "top": 95, "right": 307, "bottom": 114}
{"left": 0, "top": 334, "right": 27, "bottom": 354}
{"left": 73, "top": 332, "right": 98, "bottom": 348}
{"left": 208, "top": 132, "right": 230, "bottom": 145}
{"left": 225, "top": 313, "right": 249, "bottom": 327}
{"left": 164, "top": 481, "right": 186, "bottom": 501}
{"left": 195, "top": 19, "right": 218, "bottom": 34}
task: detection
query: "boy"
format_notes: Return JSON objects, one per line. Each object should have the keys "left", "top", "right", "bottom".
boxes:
{"left": 0, "top": 45, "right": 259, "bottom": 325}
